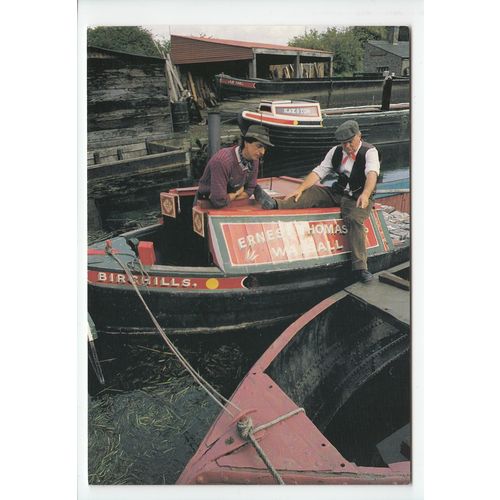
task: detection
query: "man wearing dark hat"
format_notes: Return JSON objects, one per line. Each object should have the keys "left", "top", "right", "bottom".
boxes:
{"left": 255, "top": 120, "right": 379, "bottom": 283}
{"left": 196, "top": 125, "right": 273, "bottom": 208}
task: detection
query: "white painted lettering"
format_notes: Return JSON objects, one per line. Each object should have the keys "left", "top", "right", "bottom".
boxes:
{"left": 317, "top": 242, "right": 327, "bottom": 253}
{"left": 254, "top": 232, "right": 265, "bottom": 244}
{"left": 238, "top": 237, "right": 246, "bottom": 249}
{"left": 271, "top": 247, "right": 287, "bottom": 257}
{"left": 98, "top": 272, "right": 107, "bottom": 282}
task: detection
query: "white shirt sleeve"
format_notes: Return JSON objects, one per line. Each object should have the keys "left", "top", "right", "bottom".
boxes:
{"left": 365, "top": 147, "right": 380, "bottom": 176}
{"left": 312, "top": 145, "right": 339, "bottom": 181}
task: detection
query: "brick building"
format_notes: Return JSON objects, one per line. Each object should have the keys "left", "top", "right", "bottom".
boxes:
{"left": 363, "top": 27, "right": 410, "bottom": 77}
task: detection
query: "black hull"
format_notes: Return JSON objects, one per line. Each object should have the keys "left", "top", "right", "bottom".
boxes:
{"left": 88, "top": 244, "right": 409, "bottom": 336}
{"left": 218, "top": 76, "right": 410, "bottom": 107}
{"left": 243, "top": 109, "right": 410, "bottom": 178}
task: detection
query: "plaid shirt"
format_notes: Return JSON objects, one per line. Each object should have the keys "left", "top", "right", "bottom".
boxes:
{"left": 197, "top": 146, "right": 259, "bottom": 208}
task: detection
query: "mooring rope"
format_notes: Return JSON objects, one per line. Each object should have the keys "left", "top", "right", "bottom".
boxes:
{"left": 107, "top": 250, "right": 241, "bottom": 417}
{"left": 104, "top": 245, "right": 305, "bottom": 484}
{"left": 237, "top": 408, "right": 304, "bottom": 485}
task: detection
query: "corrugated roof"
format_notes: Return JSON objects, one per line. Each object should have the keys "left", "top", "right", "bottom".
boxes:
{"left": 366, "top": 40, "right": 409, "bottom": 59}
{"left": 172, "top": 35, "right": 332, "bottom": 54}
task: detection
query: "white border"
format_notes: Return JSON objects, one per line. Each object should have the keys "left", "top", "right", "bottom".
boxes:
{"left": 77, "top": 1, "right": 424, "bottom": 499}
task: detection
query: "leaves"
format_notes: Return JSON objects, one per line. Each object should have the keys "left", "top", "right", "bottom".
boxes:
{"left": 289, "top": 26, "right": 389, "bottom": 76}
{"left": 87, "top": 26, "right": 170, "bottom": 58}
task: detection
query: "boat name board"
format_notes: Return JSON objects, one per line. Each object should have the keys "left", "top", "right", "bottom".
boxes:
{"left": 87, "top": 271, "right": 246, "bottom": 290}
{"left": 220, "top": 77, "right": 256, "bottom": 89}
{"left": 275, "top": 106, "right": 320, "bottom": 117}
{"left": 208, "top": 210, "right": 393, "bottom": 273}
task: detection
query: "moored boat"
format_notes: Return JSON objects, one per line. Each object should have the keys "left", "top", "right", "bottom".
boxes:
{"left": 239, "top": 99, "right": 410, "bottom": 178}
{"left": 215, "top": 73, "right": 410, "bottom": 107}
{"left": 88, "top": 177, "right": 409, "bottom": 336}
{"left": 177, "top": 262, "right": 411, "bottom": 484}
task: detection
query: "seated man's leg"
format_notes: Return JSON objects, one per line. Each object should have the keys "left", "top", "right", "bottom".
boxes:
{"left": 341, "top": 197, "right": 373, "bottom": 271}
{"left": 276, "top": 186, "right": 335, "bottom": 209}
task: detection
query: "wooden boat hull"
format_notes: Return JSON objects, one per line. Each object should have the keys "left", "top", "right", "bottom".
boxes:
{"left": 177, "top": 262, "right": 411, "bottom": 484}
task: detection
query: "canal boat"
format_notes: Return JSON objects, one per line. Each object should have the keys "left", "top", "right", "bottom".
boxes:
{"left": 177, "top": 262, "right": 411, "bottom": 484}
{"left": 215, "top": 73, "right": 410, "bottom": 106}
{"left": 88, "top": 177, "right": 409, "bottom": 336}
{"left": 239, "top": 99, "right": 410, "bottom": 178}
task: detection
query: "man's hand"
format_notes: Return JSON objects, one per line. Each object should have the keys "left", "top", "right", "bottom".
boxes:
{"left": 284, "top": 188, "right": 304, "bottom": 203}
{"left": 228, "top": 186, "right": 245, "bottom": 201}
{"left": 356, "top": 193, "right": 370, "bottom": 209}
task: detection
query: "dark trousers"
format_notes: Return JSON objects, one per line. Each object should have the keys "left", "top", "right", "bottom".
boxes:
{"left": 276, "top": 186, "right": 373, "bottom": 271}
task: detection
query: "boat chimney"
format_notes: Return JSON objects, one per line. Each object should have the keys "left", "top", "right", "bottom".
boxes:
{"left": 208, "top": 110, "right": 221, "bottom": 159}
{"left": 381, "top": 71, "right": 393, "bottom": 111}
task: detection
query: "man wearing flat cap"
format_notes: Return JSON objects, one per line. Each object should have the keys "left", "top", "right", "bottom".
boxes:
{"left": 196, "top": 125, "right": 273, "bottom": 208}
{"left": 255, "top": 119, "right": 379, "bottom": 283}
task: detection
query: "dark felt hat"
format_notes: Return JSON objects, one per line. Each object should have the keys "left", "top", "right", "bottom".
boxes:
{"left": 335, "top": 120, "right": 361, "bottom": 142}
{"left": 243, "top": 125, "right": 274, "bottom": 147}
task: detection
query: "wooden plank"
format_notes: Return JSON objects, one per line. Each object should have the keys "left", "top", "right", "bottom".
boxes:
{"left": 378, "top": 272, "right": 410, "bottom": 291}
{"left": 345, "top": 262, "right": 410, "bottom": 328}
{"left": 87, "top": 150, "right": 187, "bottom": 180}
{"left": 187, "top": 72, "right": 198, "bottom": 101}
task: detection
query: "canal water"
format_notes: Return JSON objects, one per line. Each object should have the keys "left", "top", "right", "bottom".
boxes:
{"left": 87, "top": 161, "right": 411, "bottom": 485}
{"left": 88, "top": 327, "right": 283, "bottom": 484}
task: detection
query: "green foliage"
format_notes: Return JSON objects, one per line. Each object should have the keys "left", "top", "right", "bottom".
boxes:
{"left": 87, "top": 26, "right": 169, "bottom": 57}
{"left": 289, "top": 26, "right": 389, "bottom": 76}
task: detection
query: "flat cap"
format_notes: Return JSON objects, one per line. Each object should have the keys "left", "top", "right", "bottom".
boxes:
{"left": 243, "top": 125, "right": 274, "bottom": 147}
{"left": 335, "top": 120, "right": 360, "bottom": 142}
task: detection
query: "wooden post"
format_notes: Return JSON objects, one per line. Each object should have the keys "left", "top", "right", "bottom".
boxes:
{"left": 294, "top": 54, "right": 301, "bottom": 78}
{"left": 381, "top": 74, "right": 393, "bottom": 111}
{"left": 88, "top": 197, "right": 102, "bottom": 231}
{"left": 249, "top": 54, "right": 257, "bottom": 78}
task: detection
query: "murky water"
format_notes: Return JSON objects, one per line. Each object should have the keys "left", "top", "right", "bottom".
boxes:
{"left": 87, "top": 328, "right": 283, "bottom": 484}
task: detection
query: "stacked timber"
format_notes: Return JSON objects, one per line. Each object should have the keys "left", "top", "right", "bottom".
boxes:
{"left": 185, "top": 72, "right": 218, "bottom": 109}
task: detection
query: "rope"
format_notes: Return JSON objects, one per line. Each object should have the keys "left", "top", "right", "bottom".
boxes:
{"left": 107, "top": 249, "right": 241, "bottom": 417}
{"left": 103, "top": 243, "right": 303, "bottom": 484}
{"left": 237, "top": 408, "right": 305, "bottom": 485}
{"left": 238, "top": 417, "right": 284, "bottom": 485}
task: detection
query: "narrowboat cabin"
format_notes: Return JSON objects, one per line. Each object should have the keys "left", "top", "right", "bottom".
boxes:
{"left": 88, "top": 177, "right": 410, "bottom": 336}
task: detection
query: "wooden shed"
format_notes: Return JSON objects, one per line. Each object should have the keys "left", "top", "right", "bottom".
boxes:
{"left": 170, "top": 35, "right": 333, "bottom": 80}
{"left": 87, "top": 46, "right": 174, "bottom": 165}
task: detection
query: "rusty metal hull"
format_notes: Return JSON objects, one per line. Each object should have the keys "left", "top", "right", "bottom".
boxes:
{"left": 177, "top": 263, "right": 411, "bottom": 484}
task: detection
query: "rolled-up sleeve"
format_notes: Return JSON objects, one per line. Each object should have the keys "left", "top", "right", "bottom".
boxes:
{"left": 365, "top": 147, "right": 380, "bottom": 176}
{"left": 208, "top": 159, "right": 230, "bottom": 208}
{"left": 312, "top": 146, "right": 338, "bottom": 181}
